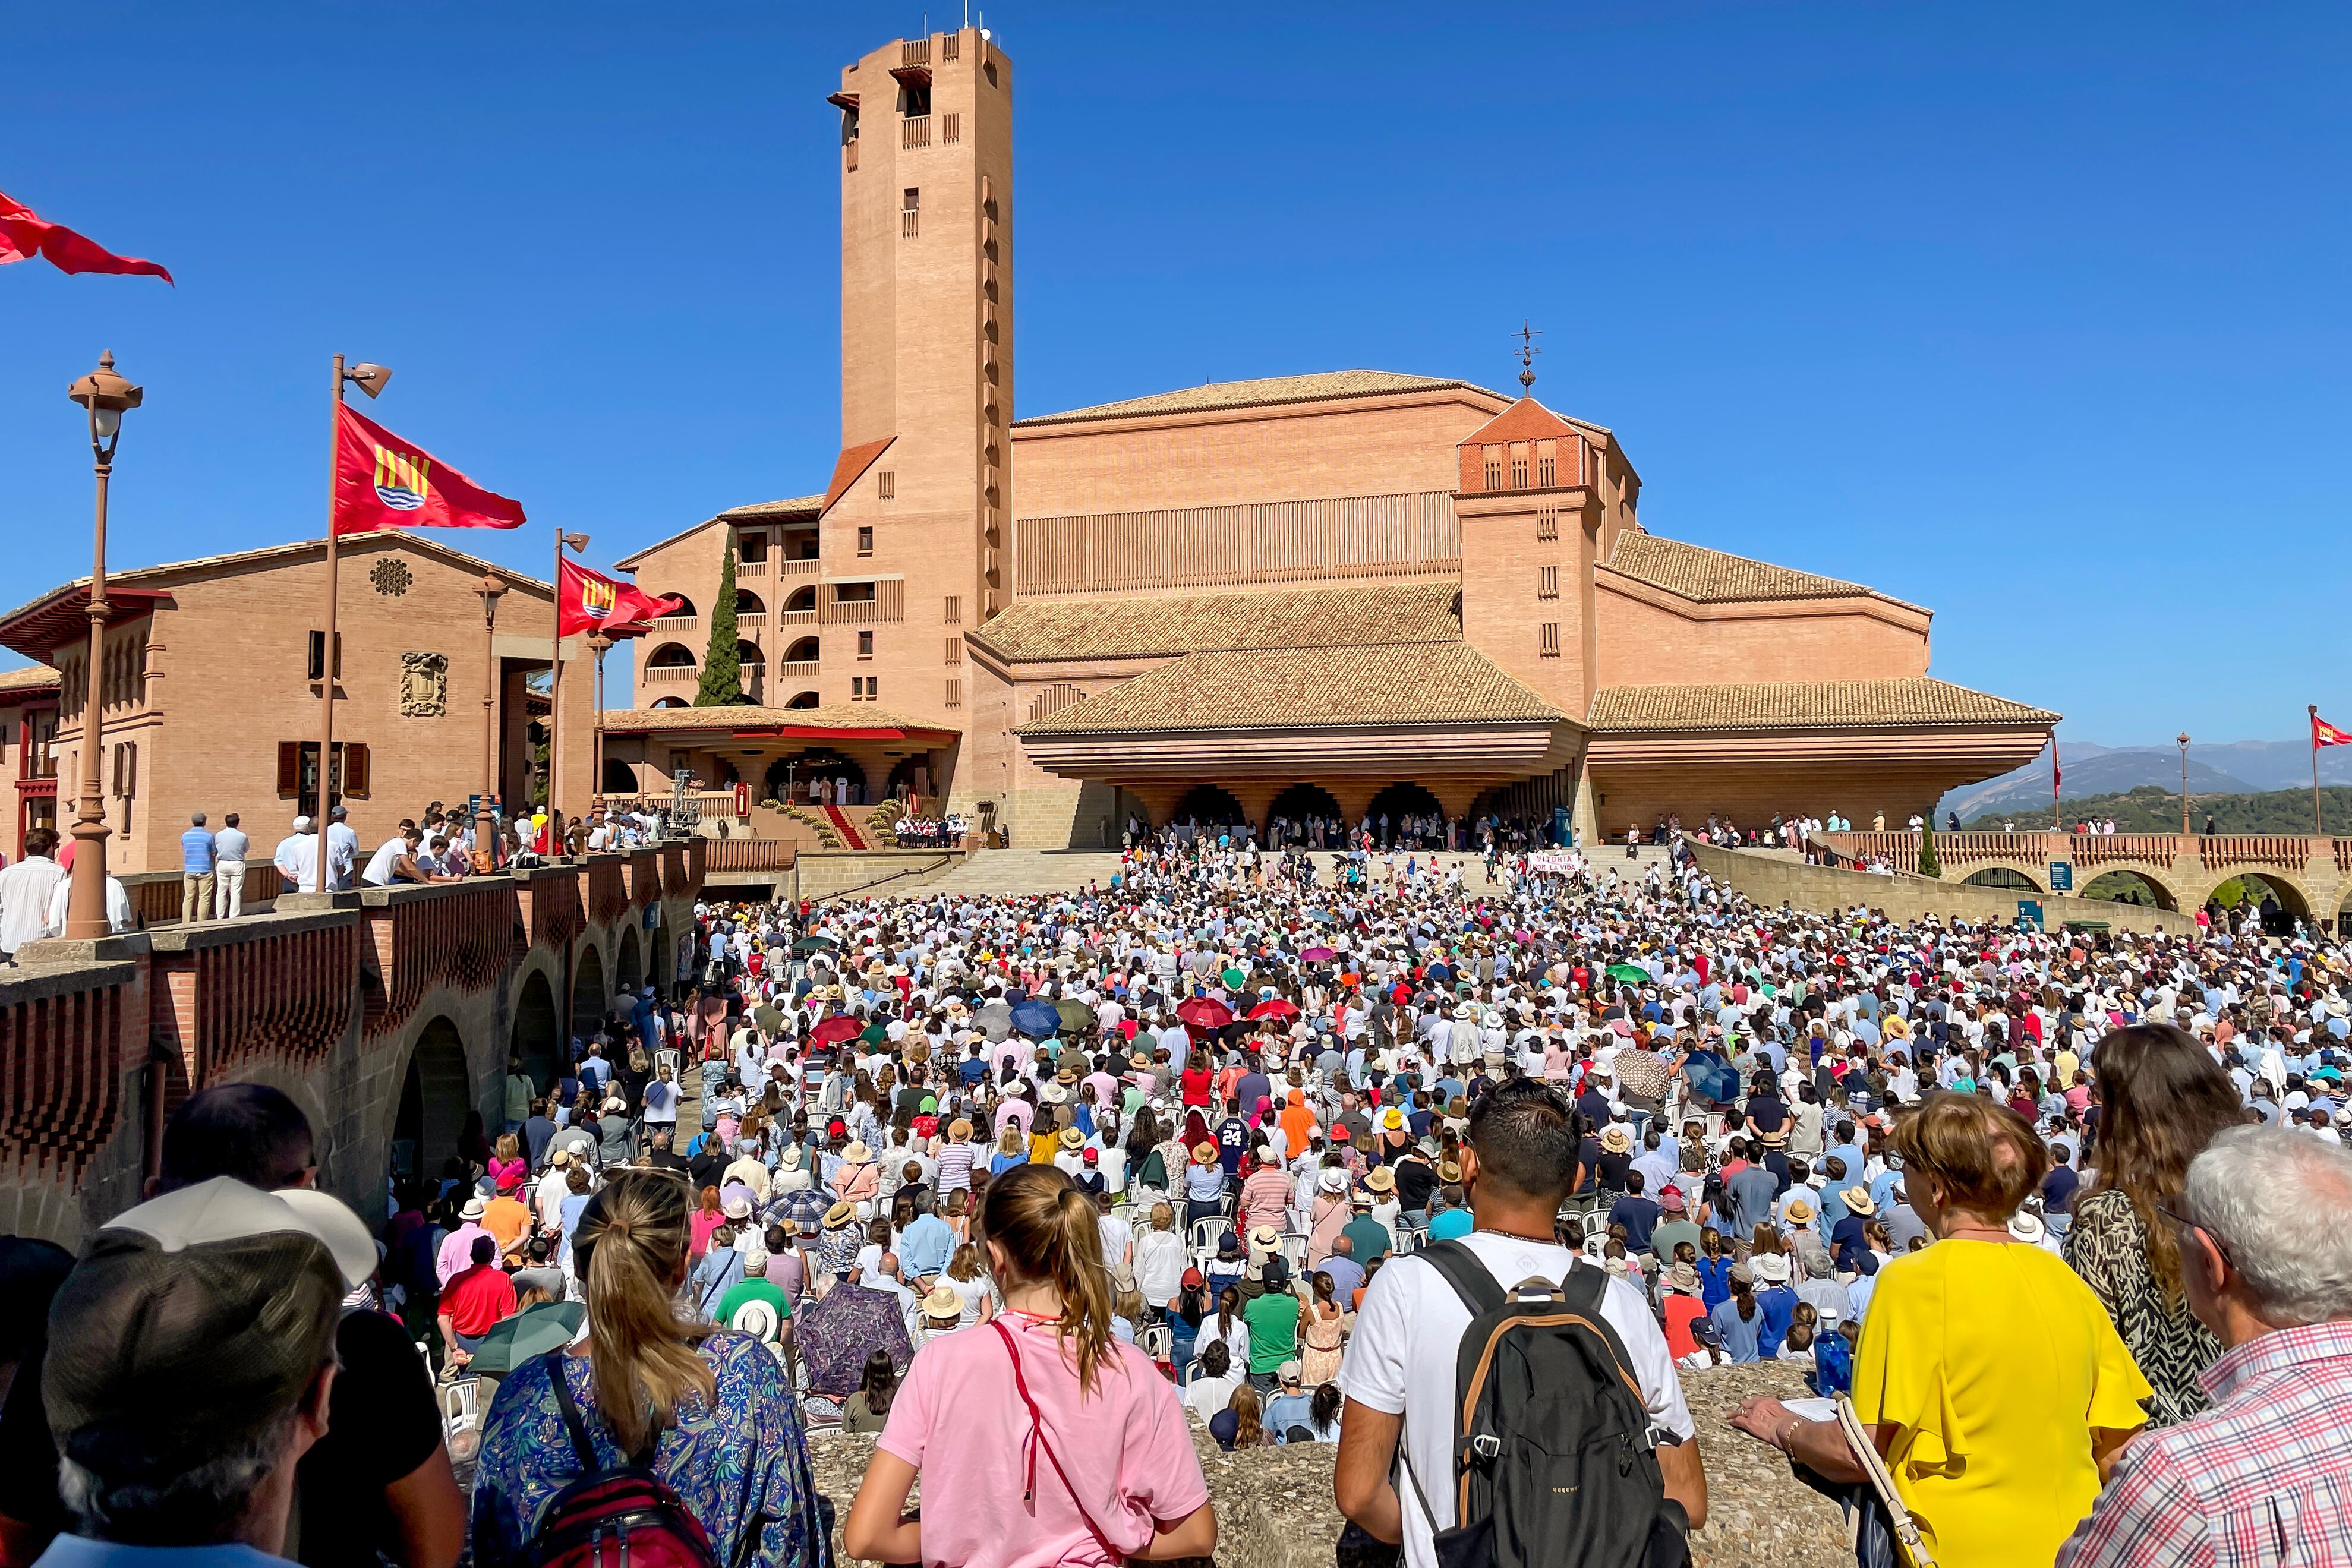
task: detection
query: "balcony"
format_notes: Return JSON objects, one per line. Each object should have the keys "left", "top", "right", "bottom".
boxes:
{"left": 643, "top": 664, "right": 697, "bottom": 683}
{"left": 776, "top": 558, "right": 822, "bottom": 578}
{"left": 901, "top": 37, "right": 931, "bottom": 67}
{"left": 778, "top": 660, "right": 819, "bottom": 678}
{"left": 778, "top": 610, "right": 816, "bottom": 627}
{"left": 737, "top": 557, "right": 768, "bottom": 578}
{"left": 736, "top": 612, "right": 768, "bottom": 632}
{"left": 650, "top": 613, "right": 698, "bottom": 634}
{"left": 844, "top": 140, "right": 858, "bottom": 173}
{"left": 903, "top": 115, "right": 929, "bottom": 149}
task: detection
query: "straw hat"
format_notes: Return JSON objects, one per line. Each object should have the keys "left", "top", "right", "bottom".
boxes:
{"left": 822, "top": 1201, "right": 857, "bottom": 1229}
{"left": 1751, "top": 1252, "right": 1791, "bottom": 1284}
{"left": 1363, "top": 1165, "right": 1396, "bottom": 1193}
{"left": 1842, "top": 1188, "right": 1877, "bottom": 1217}
{"left": 1192, "top": 1141, "right": 1219, "bottom": 1165}
{"left": 841, "top": 1140, "right": 873, "bottom": 1164}
{"left": 1599, "top": 1125, "right": 1633, "bottom": 1154}
{"left": 1436, "top": 1160, "right": 1462, "bottom": 1184}
{"left": 947, "top": 1118, "right": 973, "bottom": 1141}
{"left": 1039, "top": 1082, "right": 1068, "bottom": 1105}
{"left": 1783, "top": 1197, "right": 1815, "bottom": 1223}
{"left": 922, "top": 1284, "right": 963, "bottom": 1321}
{"left": 1667, "top": 1261, "right": 1701, "bottom": 1296}
{"left": 1058, "top": 1126, "right": 1085, "bottom": 1150}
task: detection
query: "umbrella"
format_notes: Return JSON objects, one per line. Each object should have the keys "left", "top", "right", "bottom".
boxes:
{"left": 792, "top": 936, "right": 837, "bottom": 954}
{"left": 1054, "top": 998, "right": 1096, "bottom": 1033}
{"left": 1305, "top": 909, "right": 1333, "bottom": 924}
{"left": 466, "top": 1301, "right": 586, "bottom": 1375}
{"left": 1247, "top": 998, "right": 1300, "bottom": 1022}
{"left": 976, "top": 1000, "right": 1013, "bottom": 1041}
{"left": 1175, "top": 995, "right": 1232, "bottom": 1030}
{"left": 1680, "top": 1050, "right": 1742, "bottom": 1106}
{"left": 810, "top": 1014, "right": 863, "bottom": 1046}
{"left": 1009, "top": 999, "right": 1062, "bottom": 1038}
{"left": 1300, "top": 945, "right": 1336, "bottom": 963}
{"left": 1604, "top": 963, "right": 1651, "bottom": 986}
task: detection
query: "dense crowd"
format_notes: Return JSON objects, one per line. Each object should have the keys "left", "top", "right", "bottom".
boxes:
{"left": 4, "top": 831, "right": 2350, "bottom": 1568}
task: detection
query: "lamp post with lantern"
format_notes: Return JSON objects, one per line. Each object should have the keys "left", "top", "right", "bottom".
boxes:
{"left": 62, "top": 352, "right": 141, "bottom": 939}
{"left": 475, "top": 573, "right": 506, "bottom": 871}
{"left": 2178, "top": 732, "right": 2192, "bottom": 840}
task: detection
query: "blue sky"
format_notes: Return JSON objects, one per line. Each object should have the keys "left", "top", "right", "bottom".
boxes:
{"left": 5, "top": 2, "right": 2348, "bottom": 739}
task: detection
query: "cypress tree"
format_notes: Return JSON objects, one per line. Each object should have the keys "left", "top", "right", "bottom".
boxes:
{"left": 696, "top": 544, "right": 743, "bottom": 706}
{"left": 1919, "top": 818, "right": 1941, "bottom": 878}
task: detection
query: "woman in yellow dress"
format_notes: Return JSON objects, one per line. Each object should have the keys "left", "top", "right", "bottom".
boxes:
{"left": 1729, "top": 1093, "right": 2149, "bottom": 1567}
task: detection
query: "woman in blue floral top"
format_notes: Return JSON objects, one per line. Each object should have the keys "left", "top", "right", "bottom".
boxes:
{"left": 471, "top": 1169, "right": 831, "bottom": 1568}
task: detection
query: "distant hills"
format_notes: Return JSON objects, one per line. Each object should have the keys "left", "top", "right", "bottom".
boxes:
{"left": 1958, "top": 783, "right": 2352, "bottom": 834}
{"left": 1936, "top": 739, "right": 2352, "bottom": 824}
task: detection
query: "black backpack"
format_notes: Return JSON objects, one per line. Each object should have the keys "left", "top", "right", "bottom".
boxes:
{"left": 1404, "top": 1241, "right": 1688, "bottom": 1568}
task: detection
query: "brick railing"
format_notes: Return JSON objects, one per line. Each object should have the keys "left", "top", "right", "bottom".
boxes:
{"left": 518, "top": 865, "right": 585, "bottom": 955}
{"left": 703, "top": 838, "right": 797, "bottom": 872}
{"left": 0, "top": 957, "right": 135, "bottom": 1185}
{"left": 360, "top": 879, "right": 525, "bottom": 1040}
{"left": 623, "top": 847, "right": 663, "bottom": 908}
{"left": 122, "top": 864, "right": 282, "bottom": 927}
{"left": 587, "top": 853, "right": 631, "bottom": 927}
{"left": 1814, "top": 831, "right": 2333, "bottom": 876}
{"left": 151, "top": 911, "right": 361, "bottom": 1086}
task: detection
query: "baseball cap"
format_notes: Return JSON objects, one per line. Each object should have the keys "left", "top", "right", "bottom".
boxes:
{"left": 45, "top": 1178, "right": 349, "bottom": 1478}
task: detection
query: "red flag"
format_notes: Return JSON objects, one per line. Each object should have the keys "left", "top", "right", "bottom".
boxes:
{"left": 558, "top": 557, "right": 683, "bottom": 638}
{"left": 2315, "top": 714, "right": 2352, "bottom": 748}
{"left": 333, "top": 403, "right": 525, "bottom": 537}
{"left": 0, "top": 190, "right": 173, "bottom": 284}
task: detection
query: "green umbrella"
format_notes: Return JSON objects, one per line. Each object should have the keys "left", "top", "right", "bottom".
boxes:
{"left": 792, "top": 935, "right": 837, "bottom": 954}
{"left": 1604, "top": 963, "right": 1651, "bottom": 986}
{"left": 1054, "top": 998, "right": 1096, "bottom": 1033}
{"left": 468, "top": 1301, "right": 586, "bottom": 1375}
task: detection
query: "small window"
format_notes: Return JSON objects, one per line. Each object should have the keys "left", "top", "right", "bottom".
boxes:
{"left": 857, "top": 525, "right": 875, "bottom": 554}
{"left": 736, "top": 531, "right": 768, "bottom": 563}
{"left": 945, "top": 636, "right": 963, "bottom": 665}
{"left": 1482, "top": 444, "right": 1502, "bottom": 491}
{"left": 857, "top": 630, "right": 874, "bottom": 660}
{"left": 834, "top": 582, "right": 877, "bottom": 604}
{"left": 306, "top": 630, "right": 343, "bottom": 681}
{"left": 944, "top": 595, "right": 962, "bottom": 625}
{"left": 984, "top": 59, "right": 997, "bottom": 87}
{"left": 945, "top": 679, "right": 962, "bottom": 708}
{"left": 1539, "top": 623, "right": 1561, "bottom": 658}
{"left": 877, "top": 471, "right": 894, "bottom": 501}
{"left": 942, "top": 111, "right": 961, "bottom": 144}
{"left": 1510, "top": 445, "right": 1529, "bottom": 490}
{"left": 1537, "top": 509, "right": 1559, "bottom": 541}
{"left": 901, "top": 187, "right": 920, "bottom": 240}
{"left": 1537, "top": 440, "right": 1558, "bottom": 487}
{"left": 1538, "top": 566, "right": 1559, "bottom": 600}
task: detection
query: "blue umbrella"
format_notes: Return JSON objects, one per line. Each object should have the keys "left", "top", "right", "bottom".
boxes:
{"left": 1009, "top": 999, "right": 1063, "bottom": 1037}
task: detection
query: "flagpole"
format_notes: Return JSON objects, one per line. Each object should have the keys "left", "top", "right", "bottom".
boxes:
{"left": 2312, "top": 705, "right": 2323, "bottom": 835}
{"left": 315, "top": 354, "right": 343, "bottom": 892}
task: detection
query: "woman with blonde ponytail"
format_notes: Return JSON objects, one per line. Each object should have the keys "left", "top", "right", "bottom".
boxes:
{"left": 471, "top": 1169, "right": 831, "bottom": 1568}
{"left": 846, "top": 1163, "right": 1216, "bottom": 1568}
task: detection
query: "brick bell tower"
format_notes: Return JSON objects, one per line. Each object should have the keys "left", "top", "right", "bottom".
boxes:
{"left": 822, "top": 29, "right": 1011, "bottom": 725}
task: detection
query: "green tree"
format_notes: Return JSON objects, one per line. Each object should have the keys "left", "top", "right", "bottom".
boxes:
{"left": 1918, "top": 818, "right": 1940, "bottom": 877}
{"left": 696, "top": 544, "right": 744, "bottom": 706}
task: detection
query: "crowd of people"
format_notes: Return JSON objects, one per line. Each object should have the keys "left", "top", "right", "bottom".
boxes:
{"left": 4, "top": 827, "right": 2351, "bottom": 1568}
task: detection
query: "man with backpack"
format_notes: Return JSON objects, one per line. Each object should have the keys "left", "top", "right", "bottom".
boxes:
{"left": 1333, "top": 1077, "right": 1707, "bottom": 1568}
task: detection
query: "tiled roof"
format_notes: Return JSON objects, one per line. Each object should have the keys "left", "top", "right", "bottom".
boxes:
{"left": 717, "top": 494, "right": 825, "bottom": 522}
{"left": 1587, "top": 678, "right": 2058, "bottom": 733}
{"left": 1015, "top": 371, "right": 1499, "bottom": 428}
{"left": 1019, "top": 642, "right": 1559, "bottom": 735}
{"left": 1605, "top": 530, "right": 1897, "bottom": 604}
{"left": 0, "top": 665, "right": 59, "bottom": 695}
{"left": 603, "top": 703, "right": 957, "bottom": 736}
{"left": 967, "top": 581, "right": 1462, "bottom": 663}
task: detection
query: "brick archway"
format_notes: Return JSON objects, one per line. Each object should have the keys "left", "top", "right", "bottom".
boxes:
{"left": 392, "top": 1016, "right": 471, "bottom": 1187}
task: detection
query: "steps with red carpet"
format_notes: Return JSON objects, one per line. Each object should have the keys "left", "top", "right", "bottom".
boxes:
{"left": 821, "top": 804, "right": 869, "bottom": 850}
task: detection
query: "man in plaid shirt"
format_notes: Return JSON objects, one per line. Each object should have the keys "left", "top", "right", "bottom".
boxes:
{"left": 2059, "top": 1125, "right": 2352, "bottom": 1568}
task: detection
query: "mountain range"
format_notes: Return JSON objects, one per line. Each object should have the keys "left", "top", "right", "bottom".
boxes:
{"left": 1935, "top": 739, "right": 2352, "bottom": 823}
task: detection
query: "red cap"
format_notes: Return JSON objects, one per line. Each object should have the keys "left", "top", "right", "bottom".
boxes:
{"left": 1082, "top": 1147, "right": 1099, "bottom": 1163}
{"left": 1181, "top": 1267, "right": 1205, "bottom": 1288}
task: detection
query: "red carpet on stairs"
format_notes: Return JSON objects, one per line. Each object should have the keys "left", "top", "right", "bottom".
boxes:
{"left": 822, "top": 804, "right": 868, "bottom": 850}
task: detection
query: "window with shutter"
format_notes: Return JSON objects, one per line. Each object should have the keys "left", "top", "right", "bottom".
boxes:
{"left": 343, "top": 742, "right": 371, "bottom": 799}
{"left": 278, "top": 742, "right": 302, "bottom": 797}
{"left": 307, "top": 631, "right": 343, "bottom": 681}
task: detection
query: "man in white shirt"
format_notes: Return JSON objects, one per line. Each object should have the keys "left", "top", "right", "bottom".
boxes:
{"left": 273, "top": 816, "right": 319, "bottom": 894}
{"left": 45, "top": 869, "right": 134, "bottom": 937}
{"left": 0, "top": 828, "right": 68, "bottom": 961}
{"left": 212, "top": 813, "right": 252, "bottom": 919}
{"left": 1336, "top": 1078, "right": 1706, "bottom": 1566}
{"left": 324, "top": 805, "right": 359, "bottom": 890}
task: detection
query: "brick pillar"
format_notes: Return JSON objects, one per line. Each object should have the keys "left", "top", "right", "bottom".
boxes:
{"left": 1328, "top": 780, "right": 1384, "bottom": 832}
{"left": 1228, "top": 781, "right": 1280, "bottom": 837}
{"left": 1124, "top": 781, "right": 1186, "bottom": 828}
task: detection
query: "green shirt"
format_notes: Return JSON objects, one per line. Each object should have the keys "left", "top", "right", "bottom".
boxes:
{"left": 1341, "top": 1215, "right": 1392, "bottom": 1264}
{"left": 714, "top": 1277, "right": 790, "bottom": 1330}
{"left": 1241, "top": 1289, "right": 1300, "bottom": 1374}
{"left": 1648, "top": 1219, "right": 1704, "bottom": 1264}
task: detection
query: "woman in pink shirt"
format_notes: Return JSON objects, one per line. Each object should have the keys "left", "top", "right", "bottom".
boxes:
{"left": 845, "top": 1163, "right": 1216, "bottom": 1568}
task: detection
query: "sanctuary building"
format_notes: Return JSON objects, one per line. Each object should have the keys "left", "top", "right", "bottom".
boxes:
{"left": 603, "top": 28, "right": 2057, "bottom": 850}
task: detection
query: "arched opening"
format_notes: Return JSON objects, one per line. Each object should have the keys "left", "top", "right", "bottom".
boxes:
{"left": 1962, "top": 867, "right": 2041, "bottom": 893}
{"left": 783, "top": 585, "right": 816, "bottom": 614}
{"left": 663, "top": 595, "right": 697, "bottom": 618}
{"left": 2210, "top": 874, "right": 2310, "bottom": 935}
{"left": 617, "top": 926, "right": 643, "bottom": 994}
{"left": 885, "top": 755, "right": 931, "bottom": 802}
{"left": 1172, "top": 783, "right": 1246, "bottom": 826}
{"left": 573, "top": 944, "right": 607, "bottom": 1037}
{"left": 602, "top": 758, "right": 639, "bottom": 792}
{"left": 736, "top": 588, "right": 766, "bottom": 614}
{"left": 736, "top": 640, "right": 765, "bottom": 701}
{"left": 645, "top": 642, "right": 696, "bottom": 668}
{"left": 1268, "top": 783, "right": 1344, "bottom": 847}
{"left": 764, "top": 750, "right": 867, "bottom": 804}
{"left": 651, "top": 696, "right": 688, "bottom": 709}
{"left": 1367, "top": 782, "right": 1444, "bottom": 847}
{"left": 512, "top": 969, "right": 560, "bottom": 1093}
{"left": 784, "top": 636, "right": 820, "bottom": 663}
{"left": 786, "top": 690, "right": 820, "bottom": 710}
{"left": 392, "top": 1017, "right": 471, "bottom": 1186}
{"left": 2080, "top": 870, "right": 2177, "bottom": 911}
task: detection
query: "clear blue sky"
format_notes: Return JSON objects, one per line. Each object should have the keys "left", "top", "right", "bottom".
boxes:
{"left": 7, "top": 2, "right": 2348, "bottom": 739}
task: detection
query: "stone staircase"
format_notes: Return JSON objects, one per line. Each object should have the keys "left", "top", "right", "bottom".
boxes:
{"left": 915, "top": 848, "right": 1126, "bottom": 897}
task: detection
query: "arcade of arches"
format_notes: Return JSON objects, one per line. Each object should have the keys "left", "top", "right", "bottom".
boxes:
{"left": 392, "top": 1017, "right": 471, "bottom": 1185}
{"left": 1116, "top": 775, "right": 1515, "bottom": 838}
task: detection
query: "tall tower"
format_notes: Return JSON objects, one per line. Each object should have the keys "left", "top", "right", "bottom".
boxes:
{"left": 824, "top": 29, "right": 1011, "bottom": 735}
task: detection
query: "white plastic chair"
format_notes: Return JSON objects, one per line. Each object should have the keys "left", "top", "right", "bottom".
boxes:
{"left": 1187, "top": 1217, "right": 1225, "bottom": 1252}
{"left": 1279, "top": 1234, "right": 1309, "bottom": 1272}
{"left": 1138, "top": 1322, "right": 1171, "bottom": 1362}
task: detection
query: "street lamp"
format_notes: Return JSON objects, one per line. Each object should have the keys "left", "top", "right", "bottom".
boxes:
{"left": 313, "top": 355, "right": 392, "bottom": 891}
{"left": 62, "top": 351, "right": 141, "bottom": 939}
{"left": 2178, "top": 732, "right": 2192, "bottom": 839}
{"left": 587, "top": 632, "right": 613, "bottom": 812}
{"left": 475, "top": 572, "right": 506, "bottom": 872}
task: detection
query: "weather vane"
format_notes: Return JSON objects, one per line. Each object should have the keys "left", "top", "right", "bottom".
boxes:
{"left": 1514, "top": 320, "right": 1541, "bottom": 391}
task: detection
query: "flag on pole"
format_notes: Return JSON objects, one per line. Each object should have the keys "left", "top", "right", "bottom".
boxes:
{"left": 2315, "top": 714, "right": 2352, "bottom": 748}
{"left": 557, "top": 557, "right": 683, "bottom": 638}
{"left": 332, "top": 403, "right": 526, "bottom": 536}
{"left": 0, "top": 190, "right": 174, "bottom": 283}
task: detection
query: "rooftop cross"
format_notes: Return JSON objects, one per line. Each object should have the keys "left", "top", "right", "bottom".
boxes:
{"left": 1514, "top": 320, "right": 1541, "bottom": 391}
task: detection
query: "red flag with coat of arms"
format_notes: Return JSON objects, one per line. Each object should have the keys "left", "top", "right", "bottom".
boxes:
{"left": 2314, "top": 714, "right": 2352, "bottom": 748}
{"left": 558, "top": 556, "right": 683, "bottom": 638}
{"left": 332, "top": 403, "right": 526, "bottom": 536}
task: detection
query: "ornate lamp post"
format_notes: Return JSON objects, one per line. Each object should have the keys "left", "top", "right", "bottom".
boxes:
{"left": 475, "top": 573, "right": 506, "bottom": 871}
{"left": 587, "top": 632, "right": 613, "bottom": 810}
{"left": 62, "top": 352, "right": 141, "bottom": 939}
{"left": 2178, "top": 732, "right": 2192, "bottom": 839}
{"left": 313, "top": 356, "right": 392, "bottom": 890}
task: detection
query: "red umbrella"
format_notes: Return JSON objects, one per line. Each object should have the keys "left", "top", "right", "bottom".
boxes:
{"left": 1247, "top": 998, "right": 1300, "bottom": 1022}
{"left": 1300, "top": 945, "right": 1336, "bottom": 963}
{"left": 809, "top": 1014, "right": 863, "bottom": 1046}
{"left": 1175, "top": 995, "right": 1233, "bottom": 1030}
